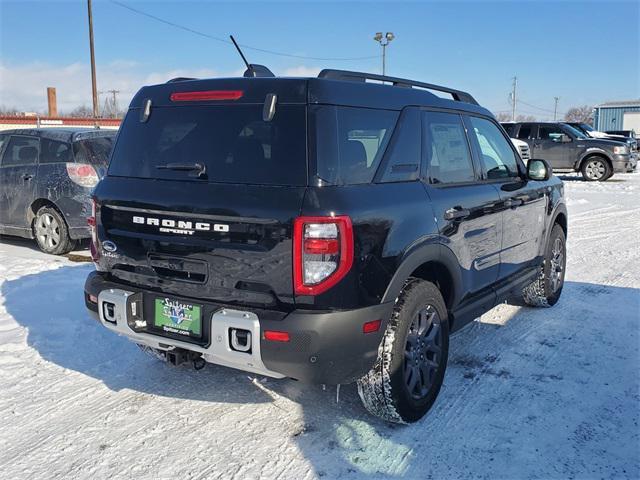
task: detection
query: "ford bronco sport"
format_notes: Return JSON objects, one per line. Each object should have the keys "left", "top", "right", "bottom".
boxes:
{"left": 84, "top": 69, "right": 567, "bottom": 423}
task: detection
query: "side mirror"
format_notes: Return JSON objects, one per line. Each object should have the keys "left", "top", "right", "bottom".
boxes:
{"left": 527, "top": 159, "right": 552, "bottom": 181}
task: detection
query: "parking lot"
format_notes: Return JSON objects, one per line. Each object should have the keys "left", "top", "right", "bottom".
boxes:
{"left": 0, "top": 172, "right": 637, "bottom": 479}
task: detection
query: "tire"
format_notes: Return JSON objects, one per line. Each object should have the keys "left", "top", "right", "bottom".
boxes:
{"left": 581, "top": 156, "right": 611, "bottom": 181}
{"left": 33, "top": 206, "right": 76, "bottom": 255}
{"left": 522, "top": 224, "right": 566, "bottom": 307}
{"left": 357, "top": 278, "right": 450, "bottom": 424}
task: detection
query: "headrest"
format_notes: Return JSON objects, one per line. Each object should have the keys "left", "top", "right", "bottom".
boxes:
{"left": 19, "top": 146, "right": 38, "bottom": 162}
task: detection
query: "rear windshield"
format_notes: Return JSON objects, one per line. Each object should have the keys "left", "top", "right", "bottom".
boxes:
{"left": 73, "top": 137, "right": 114, "bottom": 166}
{"left": 108, "top": 105, "right": 307, "bottom": 185}
{"left": 312, "top": 106, "right": 398, "bottom": 185}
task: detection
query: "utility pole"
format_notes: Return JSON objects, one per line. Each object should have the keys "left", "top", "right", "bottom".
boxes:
{"left": 100, "top": 89, "right": 120, "bottom": 118}
{"left": 553, "top": 96, "right": 560, "bottom": 121}
{"left": 510, "top": 76, "right": 517, "bottom": 121}
{"left": 87, "top": 0, "right": 99, "bottom": 118}
{"left": 373, "top": 32, "right": 395, "bottom": 76}
{"left": 111, "top": 90, "right": 119, "bottom": 117}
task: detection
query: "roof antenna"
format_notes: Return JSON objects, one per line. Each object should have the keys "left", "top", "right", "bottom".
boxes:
{"left": 229, "top": 35, "right": 275, "bottom": 78}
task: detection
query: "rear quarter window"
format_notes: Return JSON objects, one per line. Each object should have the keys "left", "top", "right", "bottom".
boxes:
{"left": 312, "top": 106, "right": 398, "bottom": 185}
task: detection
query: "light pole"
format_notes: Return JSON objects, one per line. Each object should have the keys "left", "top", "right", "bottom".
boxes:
{"left": 373, "top": 32, "right": 395, "bottom": 76}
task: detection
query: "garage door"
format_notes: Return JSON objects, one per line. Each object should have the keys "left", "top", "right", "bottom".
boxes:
{"left": 623, "top": 112, "right": 640, "bottom": 132}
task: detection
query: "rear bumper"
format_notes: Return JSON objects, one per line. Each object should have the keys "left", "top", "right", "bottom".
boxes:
{"left": 84, "top": 271, "right": 393, "bottom": 384}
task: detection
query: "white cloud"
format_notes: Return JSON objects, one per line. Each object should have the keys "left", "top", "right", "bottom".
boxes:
{"left": 0, "top": 61, "right": 323, "bottom": 113}
{"left": 0, "top": 61, "right": 227, "bottom": 113}
{"left": 280, "top": 66, "right": 322, "bottom": 77}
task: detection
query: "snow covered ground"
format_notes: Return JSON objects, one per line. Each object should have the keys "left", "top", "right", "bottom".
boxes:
{"left": 1, "top": 173, "right": 638, "bottom": 480}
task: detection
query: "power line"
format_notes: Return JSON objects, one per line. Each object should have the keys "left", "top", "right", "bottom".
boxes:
{"left": 108, "top": 0, "right": 380, "bottom": 62}
{"left": 518, "top": 99, "right": 556, "bottom": 114}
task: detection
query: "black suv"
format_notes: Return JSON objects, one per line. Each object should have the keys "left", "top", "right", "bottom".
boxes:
{"left": 501, "top": 121, "right": 634, "bottom": 180}
{"left": 0, "top": 128, "right": 116, "bottom": 254}
{"left": 84, "top": 70, "right": 567, "bottom": 423}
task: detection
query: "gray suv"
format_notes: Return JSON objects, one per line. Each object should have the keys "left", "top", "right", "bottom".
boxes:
{"left": 501, "top": 122, "right": 635, "bottom": 181}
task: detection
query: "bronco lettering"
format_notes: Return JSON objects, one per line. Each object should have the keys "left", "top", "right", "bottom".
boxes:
{"left": 132, "top": 215, "right": 228, "bottom": 233}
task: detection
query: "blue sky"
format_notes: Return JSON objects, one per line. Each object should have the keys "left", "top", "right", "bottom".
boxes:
{"left": 1, "top": 0, "right": 638, "bottom": 117}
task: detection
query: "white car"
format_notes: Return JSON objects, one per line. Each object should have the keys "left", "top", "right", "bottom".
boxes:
{"left": 511, "top": 138, "right": 531, "bottom": 164}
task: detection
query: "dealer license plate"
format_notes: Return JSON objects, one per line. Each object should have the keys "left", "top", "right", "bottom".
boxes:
{"left": 154, "top": 297, "right": 202, "bottom": 338}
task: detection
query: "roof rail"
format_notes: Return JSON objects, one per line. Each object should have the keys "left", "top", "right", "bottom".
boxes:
{"left": 166, "top": 77, "right": 197, "bottom": 83}
{"left": 318, "top": 69, "right": 478, "bottom": 106}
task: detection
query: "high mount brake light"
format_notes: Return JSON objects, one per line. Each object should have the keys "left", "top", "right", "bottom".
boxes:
{"left": 169, "top": 90, "right": 244, "bottom": 102}
{"left": 293, "top": 215, "right": 354, "bottom": 296}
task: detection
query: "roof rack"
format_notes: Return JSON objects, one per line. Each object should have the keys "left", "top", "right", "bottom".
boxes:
{"left": 318, "top": 69, "right": 478, "bottom": 106}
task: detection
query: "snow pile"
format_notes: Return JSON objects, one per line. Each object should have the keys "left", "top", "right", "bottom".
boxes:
{"left": 0, "top": 173, "right": 638, "bottom": 479}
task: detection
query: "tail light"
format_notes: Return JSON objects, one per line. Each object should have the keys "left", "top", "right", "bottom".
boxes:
{"left": 88, "top": 198, "right": 99, "bottom": 263}
{"left": 293, "top": 215, "right": 353, "bottom": 296}
{"left": 66, "top": 163, "right": 99, "bottom": 188}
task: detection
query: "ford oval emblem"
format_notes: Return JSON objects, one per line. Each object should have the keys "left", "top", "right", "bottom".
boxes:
{"left": 102, "top": 240, "right": 117, "bottom": 253}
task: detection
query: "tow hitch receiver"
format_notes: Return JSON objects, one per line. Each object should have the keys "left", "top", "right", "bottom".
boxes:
{"left": 166, "top": 348, "right": 203, "bottom": 368}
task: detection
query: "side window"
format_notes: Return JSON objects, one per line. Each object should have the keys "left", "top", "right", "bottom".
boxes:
{"left": 1, "top": 136, "right": 40, "bottom": 167}
{"left": 0, "top": 134, "right": 8, "bottom": 153}
{"left": 517, "top": 125, "right": 532, "bottom": 139}
{"left": 539, "top": 125, "right": 565, "bottom": 142}
{"left": 377, "top": 108, "right": 420, "bottom": 183}
{"left": 423, "top": 111, "right": 475, "bottom": 184}
{"left": 468, "top": 116, "right": 519, "bottom": 179}
{"left": 40, "top": 138, "right": 72, "bottom": 164}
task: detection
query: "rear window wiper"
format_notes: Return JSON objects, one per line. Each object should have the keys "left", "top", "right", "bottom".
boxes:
{"left": 155, "top": 162, "right": 207, "bottom": 178}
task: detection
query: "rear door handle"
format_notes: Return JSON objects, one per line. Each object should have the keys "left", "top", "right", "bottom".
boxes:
{"left": 504, "top": 198, "right": 524, "bottom": 208}
{"left": 22, "top": 174, "right": 34, "bottom": 181}
{"left": 444, "top": 207, "right": 470, "bottom": 221}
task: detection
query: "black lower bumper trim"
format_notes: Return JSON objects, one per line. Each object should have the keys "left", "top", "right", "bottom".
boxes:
{"left": 259, "top": 302, "right": 393, "bottom": 384}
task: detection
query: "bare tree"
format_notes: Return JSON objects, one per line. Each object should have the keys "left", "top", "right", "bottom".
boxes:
{"left": 67, "top": 105, "right": 95, "bottom": 118}
{"left": 564, "top": 105, "right": 593, "bottom": 124}
{"left": 516, "top": 114, "right": 536, "bottom": 122}
{"left": 0, "top": 106, "right": 21, "bottom": 115}
{"left": 495, "top": 112, "right": 512, "bottom": 122}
